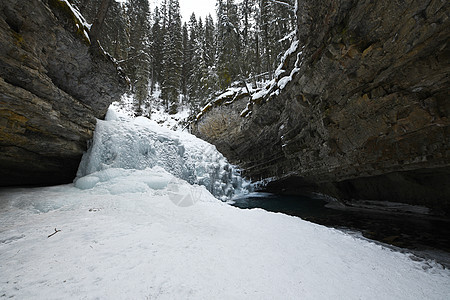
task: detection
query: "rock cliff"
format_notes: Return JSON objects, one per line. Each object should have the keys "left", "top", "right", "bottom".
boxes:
{"left": 192, "top": 0, "right": 450, "bottom": 214}
{"left": 0, "top": 0, "right": 126, "bottom": 186}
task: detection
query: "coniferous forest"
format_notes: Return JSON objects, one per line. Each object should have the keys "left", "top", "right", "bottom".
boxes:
{"left": 73, "top": 0, "right": 295, "bottom": 115}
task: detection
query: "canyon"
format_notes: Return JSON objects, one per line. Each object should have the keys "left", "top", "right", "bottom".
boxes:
{"left": 192, "top": 0, "right": 450, "bottom": 214}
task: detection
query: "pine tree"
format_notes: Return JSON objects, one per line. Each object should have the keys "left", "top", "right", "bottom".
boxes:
{"left": 257, "top": 0, "right": 295, "bottom": 79}
{"left": 203, "top": 14, "right": 216, "bottom": 68}
{"left": 161, "top": 0, "right": 183, "bottom": 113}
{"left": 216, "top": 0, "right": 241, "bottom": 90}
{"left": 187, "top": 14, "right": 202, "bottom": 102}
{"left": 150, "top": 6, "right": 164, "bottom": 94}
{"left": 126, "top": 0, "right": 151, "bottom": 115}
{"left": 198, "top": 14, "right": 218, "bottom": 103}
{"left": 181, "top": 22, "right": 190, "bottom": 100}
{"left": 239, "top": 0, "right": 252, "bottom": 78}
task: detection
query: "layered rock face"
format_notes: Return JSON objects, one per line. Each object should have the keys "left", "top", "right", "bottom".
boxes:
{"left": 0, "top": 0, "right": 125, "bottom": 186}
{"left": 192, "top": 0, "right": 450, "bottom": 213}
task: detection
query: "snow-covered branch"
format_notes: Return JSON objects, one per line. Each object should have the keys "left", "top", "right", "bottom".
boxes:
{"left": 267, "top": 0, "right": 294, "bottom": 9}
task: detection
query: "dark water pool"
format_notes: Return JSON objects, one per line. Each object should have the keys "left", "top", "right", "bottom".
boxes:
{"left": 230, "top": 192, "right": 450, "bottom": 266}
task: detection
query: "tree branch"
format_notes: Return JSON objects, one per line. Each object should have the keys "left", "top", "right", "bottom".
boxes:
{"left": 267, "top": 0, "right": 294, "bottom": 9}
{"left": 47, "top": 228, "right": 61, "bottom": 238}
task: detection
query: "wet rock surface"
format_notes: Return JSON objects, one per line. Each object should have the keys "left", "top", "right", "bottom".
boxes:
{"left": 192, "top": 0, "right": 450, "bottom": 214}
{"left": 0, "top": 0, "right": 126, "bottom": 186}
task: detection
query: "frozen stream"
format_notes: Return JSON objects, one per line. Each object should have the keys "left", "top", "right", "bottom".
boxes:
{"left": 75, "top": 108, "right": 249, "bottom": 200}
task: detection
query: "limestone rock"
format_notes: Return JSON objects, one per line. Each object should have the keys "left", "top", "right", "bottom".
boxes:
{"left": 0, "top": 0, "right": 126, "bottom": 186}
{"left": 192, "top": 0, "right": 450, "bottom": 214}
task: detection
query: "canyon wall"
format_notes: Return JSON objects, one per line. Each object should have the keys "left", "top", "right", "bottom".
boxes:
{"left": 0, "top": 0, "right": 126, "bottom": 186}
{"left": 192, "top": 0, "right": 450, "bottom": 214}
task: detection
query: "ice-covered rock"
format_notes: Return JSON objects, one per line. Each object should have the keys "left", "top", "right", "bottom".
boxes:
{"left": 76, "top": 108, "right": 249, "bottom": 200}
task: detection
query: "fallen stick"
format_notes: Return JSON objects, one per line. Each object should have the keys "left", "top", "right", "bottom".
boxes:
{"left": 48, "top": 228, "right": 61, "bottom": 238}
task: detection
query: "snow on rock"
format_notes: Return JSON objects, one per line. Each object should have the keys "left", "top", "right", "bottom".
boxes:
{"left": 274, "top": 39, "right": 299, "bottom": 77}
{"left": 75, "top": 107, "right": 249, "bottom": 200}
{"left": 250, "top": 40, "right": 303, "bottom": 103}
{"left": 0, "top": 180, "right": 449, "bottom": 299}
{"left": 61, "top": 0, "right": 91, "bottom": 42}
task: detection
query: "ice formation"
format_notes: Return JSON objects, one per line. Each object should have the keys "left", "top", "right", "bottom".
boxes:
{"left": 75, "top": 107, "right": 249, "bottom": 200}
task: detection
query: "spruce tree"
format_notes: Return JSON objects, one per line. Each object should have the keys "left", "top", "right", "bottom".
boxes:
{"left": 239, "top": 0, "right": 252, "bottom": 78}
{"left": 126, "top": 0, "right": 151, "bottom": 115}
{"left": 161, "top": 0, "right": 183, "bottom": 113}
{"left": 203, "top": 14, "right": 216, "bottom": 69}
{"left": 216, "top": 0, "right": 241, "bottom": 90}
{"left": 257, "top": 0, "right": 295, "bottom": 79}
{"left": 150, "top": 6, "right": 164, "bottom": 94}
{"left": 188, "top": 14, "right": 203, "bottom": 102}
{"left": 181, "top": 22, "right": 190, "bottom": 100}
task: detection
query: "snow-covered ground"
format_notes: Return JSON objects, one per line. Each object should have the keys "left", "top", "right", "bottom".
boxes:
{"left": 1, "top": 179, "right": 449, "bottom": 299}
{"left": 1, "top": 107, "right": 450, "bottom": 299}
{"left": 111, "top": 92, "right": 192, "bottom": 131}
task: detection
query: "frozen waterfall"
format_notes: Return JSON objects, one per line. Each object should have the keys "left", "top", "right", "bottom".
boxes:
{"left": 75, "top": 107, "right": 250, "bottom": 200}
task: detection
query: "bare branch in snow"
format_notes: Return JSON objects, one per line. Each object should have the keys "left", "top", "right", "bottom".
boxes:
{"left": 48, "top": 228, "right": 62, "bottom": 238}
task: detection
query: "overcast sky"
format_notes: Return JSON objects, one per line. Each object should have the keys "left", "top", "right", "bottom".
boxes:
{"left": 179, "top": 0, "right": 216, "bottom": 22}
{"left": 115, "top": 0, "right": 216, "bottom": 23}
{"left": 139, "top": 0, "right": 216, "bottom": 23}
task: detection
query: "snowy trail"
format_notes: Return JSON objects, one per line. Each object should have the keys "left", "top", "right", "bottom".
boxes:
{"left": 1, "top": 178, "right": 449, "bottom": 299}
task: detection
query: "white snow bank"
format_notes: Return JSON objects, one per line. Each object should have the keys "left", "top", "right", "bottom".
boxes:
{"left": 1, "top": 179, "right": 449, "bottom": 299}
{"left": 76, "top": 107, "right": 249, "bottom": 200}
